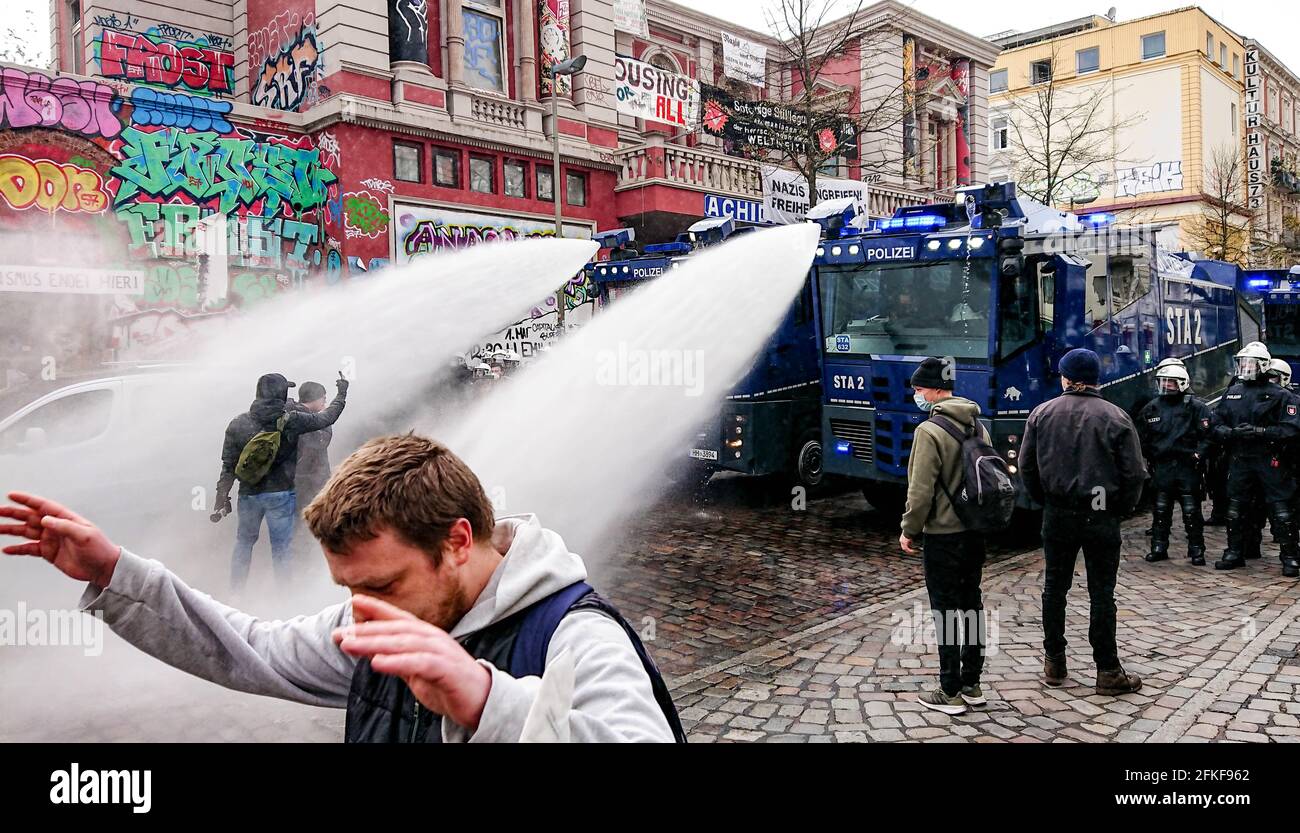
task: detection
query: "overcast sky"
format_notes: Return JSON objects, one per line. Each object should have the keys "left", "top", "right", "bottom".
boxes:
{"left": 6, "top": 0, "right": 1300, "bottom": 75}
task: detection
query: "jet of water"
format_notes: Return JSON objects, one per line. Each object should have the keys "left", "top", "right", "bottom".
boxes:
{"left": 441, "top": 223, "right": 820, "bottom": 560}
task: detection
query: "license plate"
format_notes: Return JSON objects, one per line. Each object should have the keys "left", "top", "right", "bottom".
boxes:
{"left": 689, "top": 448, "right": 719, "bottom": 461}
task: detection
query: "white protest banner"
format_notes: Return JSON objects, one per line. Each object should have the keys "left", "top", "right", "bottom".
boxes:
{"left": 761, "top": 165, "right": 868, "bottom": 225}
{"left": 613, "top": 54, "right": 699, "bottom": 128}
{"left": 0, "top": 266, "right": 144, "bottom": 296}
{"left": 612, "top": 0, "right": 649, "bottom": 37}
{"left": 722, "top": 31, "right": 767, "bottom": 87}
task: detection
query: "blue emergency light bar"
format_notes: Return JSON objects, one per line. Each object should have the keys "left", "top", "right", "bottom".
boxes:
{"left": 644, "top": 241, "right": 691, "bottom": 255}
{"left": 1078, "top": 212, "right": 1115, "bottom": 228}
{"left": 1246, "top": 278, "right": 1274, "bottom": 289}
{"left": 877, "top": 214, "right": 947, "bottom": 232}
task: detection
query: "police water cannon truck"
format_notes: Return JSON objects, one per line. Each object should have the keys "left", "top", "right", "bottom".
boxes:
{"left": 1238, "top": 265, "right": 1300, "bottom": 367}
{"left": 809, "top": 181, "right": 1256, "bottom": 512}
{"left": 586, "top": 217, "right": 824, "bottom": 488}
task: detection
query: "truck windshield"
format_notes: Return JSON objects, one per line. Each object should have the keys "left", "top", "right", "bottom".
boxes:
{"left": 1265, "top": 302, "right": 1300, "bottom": 351}
{"left": 819, "top": 260, "right": 994, "bottom": 359}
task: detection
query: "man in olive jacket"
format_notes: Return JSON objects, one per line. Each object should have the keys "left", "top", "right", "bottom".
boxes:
{"left": 899, "top": 357, "right": 991, "bottom": 716}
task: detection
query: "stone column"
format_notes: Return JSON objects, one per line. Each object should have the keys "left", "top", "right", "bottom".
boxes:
{"left": 517, "top": 0, "right": 538, "bottom": 102}
{"left": 446, "top": 0, "right": 466, "bottom": 85}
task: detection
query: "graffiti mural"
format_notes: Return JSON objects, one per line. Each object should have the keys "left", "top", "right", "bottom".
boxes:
{"left": 251, "top": 20, "right": 326, "bottom": 112}
{"left": 538, "top": 0, "right": 572, "bottom": 96}
{"left": 343, "top": 191, "right": 391, "bottom": 239}
{"left": 127, "top": 88, "right": 233, "bottom": 132}
{"left": 388, "top": 0, "right": 431, "bottom": 65}
{"left": 0, "top": 68, "right": 122, "bottom": 139}
{"left": 96, "top": 27, "right": 236, "bottom": 96}
{"left": 1115, "top": 161, "right": 1185, "bottom": 197}
{"left": 0, "top": 154, "right": 110, "bottom": 214}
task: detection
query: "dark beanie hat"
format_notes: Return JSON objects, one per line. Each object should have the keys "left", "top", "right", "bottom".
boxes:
{"left": 910, "top": 357, "right": 954, "bottom": 391}
{"left": 1059, "top": 348, "right": 1101, "bottom": 385}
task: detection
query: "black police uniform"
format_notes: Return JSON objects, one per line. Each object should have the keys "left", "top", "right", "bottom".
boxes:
{"left": 1212, "top": 377, "right": 1300, "bottom": 574}
{"left": 1138, "top": 392, "right": 1215, "bottom": 564}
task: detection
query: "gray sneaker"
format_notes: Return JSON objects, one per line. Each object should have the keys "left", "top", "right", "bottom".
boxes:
{"left": 960, "top": 685, "right": 987, "bottom": 706}
{"left": 917, "top": 688, "right": 968, "bottom": 715}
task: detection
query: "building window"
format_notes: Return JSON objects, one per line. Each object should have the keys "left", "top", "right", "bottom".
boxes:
{"left": 1076, "top": 47, "right": 1099, "bottom": 74}
{"left": 1142, "top": 32, "right": 1165, "bottom": 60}
{"left": 1234, "top": 53, "right": 1240, "bottom": 78}
{"left": 1220, "top": 44, "right": 1228, "bottom": 68}
{"left": 1231, "top": 102, "right": 1237, "bottom": 136}
{"left": 537, "top": 167, "right": 554, "bottom": 202}
{"left": 504, "top": 160, "right": 527, "bottom": 198}
{"left": 1206, "top": 32, "right": 1214, "bottom": 56}
{"left": 394, "top": 142, "right": 422, "bottom": 183}
{"left": 1031, "top": 60, "right": 1052, "bottom": 85}
{"left": 817, "top": 156, "right": 846, "bottom": 177}
{"left": 991, "top": 115, "right": 1009, "bottom": 151}
{"left": 432, "top": 147, "right": 460, "bottom": 188}
{"left": 566, "top": 171, "right": 586, "bottom": 207}
{"left": 469, "top": 155, "right": 495, "bottom": 194}
{"left": 463, "top": 1, "right": 506, "bottom": 93}
{"left": 989, "top": 68, "right": 1008, "bottom": 93}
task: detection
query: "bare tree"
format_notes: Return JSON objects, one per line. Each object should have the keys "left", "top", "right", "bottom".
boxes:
{"left": 1003, "top": 45, "right": 1125, "bottom": 207}
{"left": 760, "top": 0, "right": 914, "bottom": 210}
{"left": 1186, "top": 143, "right": 1251, "bottom": 266}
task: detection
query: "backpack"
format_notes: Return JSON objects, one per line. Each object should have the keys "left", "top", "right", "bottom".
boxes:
{"left": 512, "top": 581, "right": 688, "bottom": 743}
{"left": 234, "top": 414, "right": 288, "bottom": 485}
{"left": 929, "top": 414, "right": 1017, "bottom": 532}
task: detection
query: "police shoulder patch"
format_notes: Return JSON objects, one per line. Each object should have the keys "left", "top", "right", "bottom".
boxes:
{"left": 1289, "top": 405, "right": 1297, "bottom": 416}
{"left": 1201, "top": 419, "right": 1210, "bottom": 427}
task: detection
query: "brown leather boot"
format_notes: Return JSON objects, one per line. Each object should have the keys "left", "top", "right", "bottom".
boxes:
{"left": 1096, "top": 666, "right": 1143, "bottom": 696}
{"left": 1043, "top": 654, "right": 1067, "bottom": 687}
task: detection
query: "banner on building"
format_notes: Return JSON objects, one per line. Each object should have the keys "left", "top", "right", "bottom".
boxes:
{"left": 761, "top": 166, "right": 868, "bottom": 225}
{"left": 699, "top": 83, "right": 856, "bottom": 158}
{"left": 612, "top": 0, "right": 649, "bottom": 37}
{"left": 704, "top": 193, "right": 769, "bottom": 225}
{"left": 1245, "top": 48, "right": 1264, "bottom": 210}
{"left": 613, "top": 55, "right": 699, "bottom": 128}
{"left": 539, "top": 0, "right": 572, "bottom": 96}
{"left": 722, "top": 31, "right": 766, "bottom": 87}
{"left": 0, "top": 266, "right": 144, "bottom": 296}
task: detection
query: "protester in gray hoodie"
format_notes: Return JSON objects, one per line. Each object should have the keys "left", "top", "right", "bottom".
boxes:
{"left": 0, "top": 435, "right": 680, "bottom": 743}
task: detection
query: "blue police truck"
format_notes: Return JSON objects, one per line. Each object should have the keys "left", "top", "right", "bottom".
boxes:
{"left": 808, "top": 182, "right": 1254, "bottom": 512}
{"left": 1240, "top": 266, "right": 1300, "bottom": 366}
{"left": 586, "top": 218, "right": 825, "bottom": 488}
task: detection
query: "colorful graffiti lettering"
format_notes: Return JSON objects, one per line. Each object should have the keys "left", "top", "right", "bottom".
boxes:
{"left": 116, "top": 204, "right": 319, "bottom": 267}
{"left": 0, "top": 69, "right": 123, "bottom": 139}
{"left": 0, "top": 154, "right": 110, "bottom": 214}
{"left": 109, "top": 126, "right": 336, "bottom": 215}
{"left": 251, "top": 27, "right": 325, "bottom": 112}
{"left": 128, "top": 88, "right": 233, "bottom": 133}
{"left": 403, "top": 221, "right": 552, "bottom": 257}
{"left": 96, "top": 29, "right": 236, "bottom": 95}
{"left": 359, "top": 177, "right": 393, "bottom": 193}
{"left": 342, "top": 191, "right": 390, "bottom": 239}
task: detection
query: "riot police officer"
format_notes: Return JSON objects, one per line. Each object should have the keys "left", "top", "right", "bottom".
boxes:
{"left": 1212, "top": 342, "right": 1300, "bottom": 577}
{"left": 1139, "top": 363, "right": 1215, "bottom": 565}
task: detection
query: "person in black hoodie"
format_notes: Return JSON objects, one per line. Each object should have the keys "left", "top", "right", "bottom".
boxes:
{"left": 1138, "top": 362, "right": 1216, "bottom": 565}
{"left": 215, "top": 372, "right": 348, "bottom": 589}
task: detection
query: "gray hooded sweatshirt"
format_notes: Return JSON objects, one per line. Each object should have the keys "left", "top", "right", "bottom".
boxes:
{"left": 77, "top": 514, "right": 674, "bottom": 743}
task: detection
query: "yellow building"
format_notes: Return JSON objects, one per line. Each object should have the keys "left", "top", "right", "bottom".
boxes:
{"left": 987, "top": 7, "right": 1249, "bottom": 259}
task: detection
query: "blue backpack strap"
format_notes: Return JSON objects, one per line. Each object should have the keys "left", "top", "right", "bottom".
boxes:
{"left": 508, "top": 581, "right": 688, "bottom": 743}
{"left": 509, "top": 581, "right": 596, "bottom": 679}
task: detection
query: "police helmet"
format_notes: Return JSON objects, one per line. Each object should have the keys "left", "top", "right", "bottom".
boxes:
{"left": 1268, "top": 358, "right": 1292, "bottom": 387}
{"left": 1155, "top": 363, "right": 1190, "bottom": 395}
{"left": 1235, "top": 342, "right": 1272, "bottom": 381}
{"left": 1154, "top": 357, "right": 1185, "bottom": 372}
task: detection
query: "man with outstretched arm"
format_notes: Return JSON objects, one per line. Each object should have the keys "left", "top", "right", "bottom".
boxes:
{"left": 1, "top": 435, "right": 682, "bottom": 743}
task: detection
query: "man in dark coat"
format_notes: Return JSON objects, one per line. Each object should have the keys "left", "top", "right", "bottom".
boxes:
{"left": 215, "top": 372, "right": 347, "bottom": 589}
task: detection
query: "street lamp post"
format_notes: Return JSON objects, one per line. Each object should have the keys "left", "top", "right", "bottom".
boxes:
{"left": 548, "top": 54, "right": 587, "bottom": 331}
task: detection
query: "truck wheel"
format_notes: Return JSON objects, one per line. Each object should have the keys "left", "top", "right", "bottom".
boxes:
{"left": 861, "top": 483, "right": 905, "bottom": 516}
{"left": 794, "top": 435, "right": 824, "bottom": 489}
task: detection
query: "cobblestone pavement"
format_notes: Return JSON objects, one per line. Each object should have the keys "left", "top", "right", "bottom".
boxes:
{"left": 2, "top": 480, "right": 1296, "bottom": 742}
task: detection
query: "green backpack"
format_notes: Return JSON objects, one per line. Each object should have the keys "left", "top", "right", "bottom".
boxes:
{"left": 235, "top": 414, "right": 288, "bottom": 485}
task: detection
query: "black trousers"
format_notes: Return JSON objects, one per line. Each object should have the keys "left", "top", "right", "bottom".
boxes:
{"left": 921, "top": 531, "right": 987, "bottom": 696}
{"left": 1225, "top": 454, "right": 1298, "bottom": 561}
{"left": 1041, "top": 506, "right": 1122, "bottom": 671}
{"left": 1149, "top": 459, "right": 1204, "bottom": 551}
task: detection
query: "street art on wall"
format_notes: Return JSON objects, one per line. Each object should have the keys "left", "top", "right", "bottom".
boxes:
{"left": 389, "top": 0, "right": 431, "bottom": 65}
{"left": 0, "top": 68, "right": 122, "bottom": 140}
{"left": 96, "top": 27, "right": 236, "bottom": 96}
{"left": 1115, "top": 161, "right": 1184, "bottom": 197}
{"left": 127, "top": 88, "right": 233, "bottom": 132}
{"left": 249, "top": 13, "right": 327, "bottom": 112}
{"left": 343, "top": 191, "right": 391, "bottom": 239}
{"left": 0, "top": 154, "right": 110, "bottom": 214}
{"left": 538, "top": 0, "right": 572, "bottom": 96}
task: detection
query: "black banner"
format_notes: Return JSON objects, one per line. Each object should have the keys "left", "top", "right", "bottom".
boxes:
{"left": 699, "top": 83, "right": 857, "bottom": 159}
